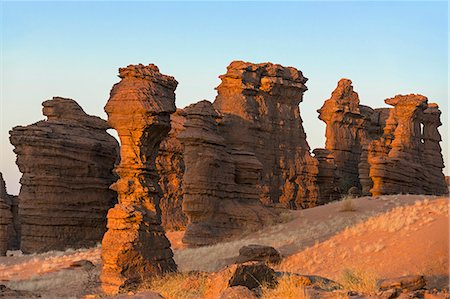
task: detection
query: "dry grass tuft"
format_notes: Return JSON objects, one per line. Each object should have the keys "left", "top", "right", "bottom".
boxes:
{"left": 339, "top": 196, "right": 357, "bottom": 212}
{"left": 261, "top": 275, "right": 310, "bottom": 299}
{"left": 140, "top": 271, "right": 209, "bottom": 299}
{"left": 339, "top": 268, "right": 378, "bottom": 294}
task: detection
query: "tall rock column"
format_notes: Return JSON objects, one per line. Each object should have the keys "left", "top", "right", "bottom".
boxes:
{"left": 422, "top": 104, "right": 448, "bottom": 195}
{"left": 101, "top": 64, "right": 177, "bottom": 294}
{"left": 317, "top": 79, "right": 368, "bottom": 194}
{"left": 214, "top": 61, "right": 319, "bottom": 209}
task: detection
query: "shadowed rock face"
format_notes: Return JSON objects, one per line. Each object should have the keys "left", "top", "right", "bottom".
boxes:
{"left": 9, "top": 98, "right": 118, "bottom": 254}
{"left": 179, "top": 100, "right": 277, "bottom": 246}
{"left": 0, "top": 172, "right": 19, "bottom": 254}
{"left": 367, "top": 95, "right": 448, "bottom": 196}
{"left": 214, "top": 61, "right": 319, "bottom": 209}
{"left": 101, "top": 64, "right": 177, "bottom": 294}
{"left": 156, "top": 111, "right": 187, "bottom": 230}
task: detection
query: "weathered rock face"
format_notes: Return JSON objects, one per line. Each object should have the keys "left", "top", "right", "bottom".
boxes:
{"left": 0, "top": 198, "right": 12, "bottom": 256}
{"left": 367, "top": 95, "right": 448, "bottom": 196}
{"left": 317, "top": 79, "right": 368, "bottom": 194}
{"left": 0, "top": 172, "right": 20, "bottom": 253}
{"left": 312, "top": 149, "right": 340, "bottom": 204}
{"left": 9, "top": 98, "right": 118, "bottom": 253}
{"left": 156, "top": 111, "right": 187, "bottom": 231}
{"left": 179, "top": 100, "right": 276, "bottom": 246}
{"left": 214, "top": 61, "right": 319, "bottom": 209}
{"left": 101, "top": 64, "right": 177, "bottom": 294}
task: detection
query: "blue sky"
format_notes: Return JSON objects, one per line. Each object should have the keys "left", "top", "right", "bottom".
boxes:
{"left": 1, "top": 1, "right": 448, "bottom": 194}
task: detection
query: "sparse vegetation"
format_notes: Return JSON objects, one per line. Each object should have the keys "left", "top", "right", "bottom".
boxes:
{"left": 339, "top": 195, "right": 357, "bottom": 212}
{"left": 140, "top": 271, "right": 209, "bottom": 299}
{"left": 261, "top": 275, "right": 310, "bottom": 299}
{"left": 339, "top": 268, "right": 378, "bottom": 294}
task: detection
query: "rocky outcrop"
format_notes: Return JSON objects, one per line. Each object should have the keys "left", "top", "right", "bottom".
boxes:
{"left": 101, "top": 64, "right": 177, "bottom": 294}
{"left": 367, "top": 95, "right": 448, "bottom": 196}
{"left": 0, "top": 172, "right": 19, "bottom": 253}
{"left": 214, "top": 61, "right": 319, "bottom": 209}
{"left": 9, "top": 98, "right": 118, "bottom": 253}
{"left": 318, "top": 79, "right": 447, "bottom": 197}
{"left": 156, "top": 111, "right": 187, "bottom": 230}
{"left": 317, "top": 79, "right": 368, "bottom": 194}
{"left": 179, "top": 100, "right": 276, "bottom": 246}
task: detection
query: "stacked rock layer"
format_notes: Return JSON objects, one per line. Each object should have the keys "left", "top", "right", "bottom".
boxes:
{"left": 101, "top": 64, "right": 177, "bottom": 294}
{"left": 179, "top": 100, "right": 277, "bottom": 246}
{"left": 0, "top": 172, "right": 20, "bottom": 254}
{"left": 9, "top": 98, "right": 119, "bottom": 253}
{"left": 214, "top": 61, "right": 319, "bottom": 209}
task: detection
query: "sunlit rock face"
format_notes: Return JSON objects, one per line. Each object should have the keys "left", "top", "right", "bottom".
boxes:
{"left": 367, "top": 95, "right": 448, "bottom": 196}
{"left": 213, "top": 61, "right": 320, "bottom": 209}
{"left": 9, "top": 97, "right": 118, "bottom": 254}
{"left": 101, "top": 64, "right": 177, "bottom": 295}
{"left": 179, "top": 100, "right": 277, "bottom": 246}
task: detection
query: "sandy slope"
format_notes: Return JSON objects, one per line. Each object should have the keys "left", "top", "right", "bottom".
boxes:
{"left": 0, "top": 194, "right": 448, "bottom": 297}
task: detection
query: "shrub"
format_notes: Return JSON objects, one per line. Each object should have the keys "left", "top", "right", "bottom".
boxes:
{"left": 261, "top": 275, "right": 310, "bottom": 299}
{"left": 339, "top": 268, "right": 378, "bottom": 294}
{"left": 339, "top": 195, "right": 357, "bottom": 212}
{"left": 140, "top": 271, "right": 209, "bottom": 299}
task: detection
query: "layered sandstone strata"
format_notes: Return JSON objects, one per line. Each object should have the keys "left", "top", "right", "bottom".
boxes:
{"left": 179, "top": 100, "right": 276, "bottom": 246}
{"left": 0, "top": 172, "right": 19, "bottom": 252}
{"left": 368, "top": 95, "right": 448, "bottom": 196}
{"left": 214, "top": 61, "right": 319, "bottom": 209}
{"left": 312, "top": 149, "right": 340, "bottom": 204}
{"left": 317, "top": 79, "right": 368, "bottom": 194}
{"left": 101, "top": 64, "right": 177, "bottom": 294}
{"left": 156, "top": 111, "right": 187, "bottom": 230}
{"left": 9, "top": 98, "right": 118, "bottom": 253}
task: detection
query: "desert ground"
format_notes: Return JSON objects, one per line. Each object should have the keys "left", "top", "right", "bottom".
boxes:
{"left": 1, "top": 194, "right": 448, "bottom": 298}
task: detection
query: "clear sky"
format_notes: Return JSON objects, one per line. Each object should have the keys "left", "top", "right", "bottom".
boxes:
{"left": 1, "top": 1, "right": 448, "bottom": 195}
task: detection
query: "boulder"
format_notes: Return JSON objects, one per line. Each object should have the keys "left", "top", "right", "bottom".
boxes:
{"left": 9, "top": 97, "right": 119, "bottom": 253}
{"left": 100, "top": 64, "right": 177, "bottom": 294}
{"left": 378, "top": 275, "right": 426, "bottom": 292}
{"left": 235, "top": 244, "right": 281, "bottom": 264}
{"left": 0, "top": 172, "right": 19, "bottom": 253}
{"left": 228, "top": 262, "right": 277, "bottom": 290}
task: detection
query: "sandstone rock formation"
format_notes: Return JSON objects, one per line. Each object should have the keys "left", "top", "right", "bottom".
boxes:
{"left": 0, "top": 199, "right": 12, "bottom": 255}
{"left": 214, "top": 61, "right": 319, "bottom": 209}
{"left": 9, "top": 98, "right": 118, "bottom": 253}
{"left": 0, "top": 172, "right": 20, "bottom": 252}
{"left": 367, "top": 95, "right": 448, "bottom": 196}
{"left": 317, "top": 79, "right": 368, "bottom": 194}
{"left": 156, "top": 110, "right": 187, "bottom": 230}
{"left": 179, "top": 100, "right": 276, "bottom": 246}
{"left": 312, "top": 149, "right": 340, "bottom": 204}
{"left": 318, "top": 79, "right": 448, "bottom": 197}
{"left": 101, "top": 64, "right": 177, "bottom": 294}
